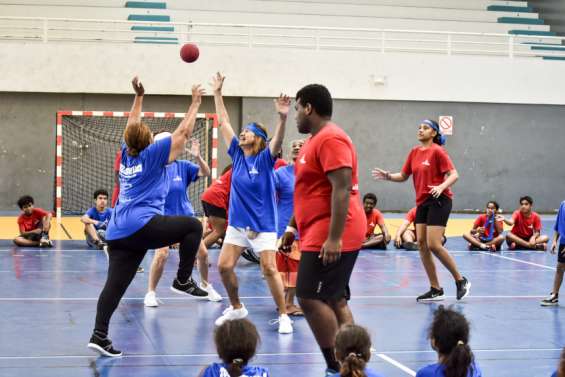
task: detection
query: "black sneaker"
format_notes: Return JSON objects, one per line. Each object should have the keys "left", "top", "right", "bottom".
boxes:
{"left": 417, "top": 287, "right": 445, "bottom": 302}
{"left": 87, "top": 333, "right": 122, "bottom": 357}
{"left": 540, "top": 292, "right": 558, "bottom": 306}
{"left": 171, "top": 277, "right": 208, "bottom": 297}
{"left": 403, "top": 242, "right": 419, "bottom": 251}
{"left": 456, "top": 277, "right": 471, "bottom": 300}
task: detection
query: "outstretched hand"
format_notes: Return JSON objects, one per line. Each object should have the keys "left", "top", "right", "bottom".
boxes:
{"left": 210, "top": 72, "right": 225, "bottom": 93}
{"left": 372, "top": 167, "right": 388, "bottom": 180}
{"left": 274, "top": 94, "right": 291, "bottom": 117}
{"left": 189, "top": 138, "right": 200, "bottom": 157}
{"left": 191, "top": 84, "right": 205, "bottom": 103}
{"left": 132, "top": 76, "right": 144, "bottom": 96}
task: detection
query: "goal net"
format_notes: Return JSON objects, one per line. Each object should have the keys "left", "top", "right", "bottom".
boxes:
{"left": 55, "top": 111, "right": 218, "bottom": 221}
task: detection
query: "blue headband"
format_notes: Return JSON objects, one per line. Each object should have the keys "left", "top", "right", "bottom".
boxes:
{"left": 422, "top": 119, "right": 446, "bottom": 146}
{"left": 245, "top": 123, "right": 268, "bottom": 141}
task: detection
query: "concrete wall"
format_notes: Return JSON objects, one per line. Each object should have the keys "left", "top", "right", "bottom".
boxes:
{"left": 529, "top": 0, "right": 565, "bottom": 37}
{"left": 243, "top": 97, "right": 565, "bottom": 213}
{"left": 0, "top": 92, "right": 240, "bottom": 211}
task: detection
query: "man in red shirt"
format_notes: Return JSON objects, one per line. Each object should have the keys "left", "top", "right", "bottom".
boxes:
{"left": 394, "top": 207, "right": 418, "bottom": 250}
{"left": 499, "top": 196, "right": 548, "bottom": 250}
{"left": 201, "top": 165, "right": 232, "bottom": 249}
{"left": 14, "top": 195, "right": 53, "bottom": 247}
{"left": 463, "top": 201, "right": 504, "bottom": 251}
{"left": 280, "top": 84, "right": 366, "bottom": 375}
{"left": 361, "top": 193, "right": 390, "bottom": 249}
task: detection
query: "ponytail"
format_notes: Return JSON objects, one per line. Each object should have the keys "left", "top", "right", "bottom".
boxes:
{"left": 226, "top": 358, "right": 244, "bottom": 377}
{"left": 340, "top": 352, "right": 367, "bottom": 377}
{"left": 444, "top": 342, "right": 473, "bottom": 377}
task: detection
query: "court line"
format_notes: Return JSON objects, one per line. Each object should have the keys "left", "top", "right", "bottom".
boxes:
{"left": 0, "top": 268, "right": 550, "bottom": 273}
{"left": 478, "top": 251, "right": 556, "bottom": 270}
{"left": 376, "top": 354, "right": 416, "bottom": 376}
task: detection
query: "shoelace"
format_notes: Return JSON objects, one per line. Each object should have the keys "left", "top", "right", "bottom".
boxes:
{"left": 268, "top": 316, "right": 294, "bottom": 326}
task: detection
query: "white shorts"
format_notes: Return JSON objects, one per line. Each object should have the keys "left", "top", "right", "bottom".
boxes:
{"left": 224, "top": 226, "right": 278, "bottom": 253}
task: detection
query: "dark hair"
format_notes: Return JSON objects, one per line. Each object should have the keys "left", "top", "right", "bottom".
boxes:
{"left": 558, "top": 347, "right": 565, "bottom": 377}
{"left": 520, "top": 196, "right": 533, "bottom": 205}
{"left": 335, "top": 324, "right": 371, "bottom": 377}
{"left": 124, "top": 121, "right": 152, "bottom": 157}
{"left": 426, "top": 120, "right": 444, "bottom": 146}
{"left": 17, "top": 195, "right": 34, "bottom": 209}
{"left": 214, "top": 319, "right": 260, "bottom": 377}
{"left": 363, "top": 193, "right": 377, "bottom": 204}
{"left": 487, "top": 201, "right": 499, "bottom": 211}
{"left": 296, "top": 84, "right": 333, "bottom": 118}
{"left": 93, "top": 189, "right": 109, "bottom": 199}
{"left": 429, "top": 306, "right": 474, "bottom": 377}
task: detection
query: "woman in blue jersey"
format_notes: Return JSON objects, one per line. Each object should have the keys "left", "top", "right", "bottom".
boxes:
{"left": 87, "top": 77, "right": 205, "bottom": 357}
{"left": 330, "top": 324, "right": 385, "bottom": 377}
{"left": 416, "top": 306, "right": 482, "bottom": 377}
{"left": 541, "top": 201, "right": 565, "bottom": 306}
{"left": 210, "top": 72, "right": 292, "bottom": 334}
{"left": 199, "top": 319, "right": 269, "bottom": 377}
{"left": 144, "top": 136, "right": 222, "bottom": 307}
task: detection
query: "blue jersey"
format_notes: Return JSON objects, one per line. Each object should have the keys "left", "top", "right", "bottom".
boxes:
{"left": 228, "top": 137, "right": 277, "bottom": 233}
{"left": 274, "top": 165, "right": 295, "bottom": 238}
{"left": 330, "top": 367, "right": 384, "bottom": 377}
{"left": 554, "top": 200, "right": 565, "bottom": 243}
{"left": 163, "top": 160, "right": 200, "bottom": 217}
{"left": 416, "top": 362, "right": 482, "bottom": 377}
{"left": 106, "top": 137, "right": 171, "bottom": 240}
{"left": 201, "top": 362, "right": 269, "bottom": 377}
{"left": 85, "top": 207, "right": 112, "bottom": 230}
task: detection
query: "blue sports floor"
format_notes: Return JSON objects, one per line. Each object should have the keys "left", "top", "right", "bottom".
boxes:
{"left": 0, "top": 218, "right": 562, "bottom": 377}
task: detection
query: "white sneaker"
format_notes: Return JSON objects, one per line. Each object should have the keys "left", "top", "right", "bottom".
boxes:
{"left": 144, "top": 291, "right": 159, "bottom": 307}
{"left": 214, "top": 304, "right": 248, "bottom": 326}
{"left": 200, "top": 282, "right": 223, "bottom": 302}
{"left": 276, "top": 314, "right": 293, "bottom": 334}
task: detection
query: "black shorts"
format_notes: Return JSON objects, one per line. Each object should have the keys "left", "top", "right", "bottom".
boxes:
{"left": 21, "top": 232, "right": 41, "bottom": 242}
{"left": 558, "top": 244, "right": 565, "bottom": 264}
{"left": 415, "top": 195, "right": 452, "bottom": 227}
{"left": 201, "top": 201, "right": 227, "bottom": 219}
{"left": 296, "top": 251, "right": 359, "bottom": 301}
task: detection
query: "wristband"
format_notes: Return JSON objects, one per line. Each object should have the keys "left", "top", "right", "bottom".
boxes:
{"left": 285, "top": 226, "right": 298, "bottom": 236}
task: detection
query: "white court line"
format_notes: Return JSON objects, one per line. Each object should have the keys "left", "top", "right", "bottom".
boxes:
{"left": 478, "top": 251, "right": 556, "bottom": 270}
{"left": 377, "top": 354, "right": 416, "bottom": 376}
{"left": 0, "top": 268, "right": 550, "bottom": 273}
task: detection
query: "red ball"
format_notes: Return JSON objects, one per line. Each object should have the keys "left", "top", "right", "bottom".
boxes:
{"left": 180, "top": 43, "right": 199, "bottom": 63}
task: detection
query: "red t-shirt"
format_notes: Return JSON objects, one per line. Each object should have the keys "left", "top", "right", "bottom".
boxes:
{"left": 201, "top": 168, "right": 232, "bottom": 210}
{"left": 275, "top": 158, "right": 287, "bottom": 170}
{"left": 366, "top": 209, "right": 385, "bottom": 237}
{"left": 111, "top": 150, "right": 121, "bottom": 208}
{"left": 474, "top": 214, "right": 503, "bottom": 238}
{"left": 401, "top": 144, "right": 455, "bottom": 206}
{"left": 405, "top": 207, "right": 417, "bottom": 223}
{"left": 294, "top": 123, "right": 366, "bottom": 252}
{"left": 511, "top": 210, "right": 541, "bottom": 239}
{"left": 17, "top": 208, "right": 48, "bottom": 233}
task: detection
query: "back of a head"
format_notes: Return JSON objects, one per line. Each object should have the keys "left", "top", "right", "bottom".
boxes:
{"left": 335, "top": 324, "right": 371, "bottom": 377}
{"left": 124, "top": 121, "right": 153, "bottom": 157}
{"left": 429, "top": 306, "right": 474, "bottom": 377}
{"left": 214, "top": 318, "right": 260, "bottom": 377}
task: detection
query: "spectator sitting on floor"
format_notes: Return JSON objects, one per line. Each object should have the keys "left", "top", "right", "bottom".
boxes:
{"left": 81, "top": 189, "right": 112, "bottom": 250}
{"left": 394, "top": 207, "right": 446, "bottom": 251}
{"left": 13, "top": 195, "right": 53, "bottom": 248}
{"left": 499, "top": 196, "right": 548, "bottom": 250}
{"left": 462, "top": 201, "right": 504, "bottom": 252}
{"left": 361, "top": 193, "right": 390, "bottom": 250}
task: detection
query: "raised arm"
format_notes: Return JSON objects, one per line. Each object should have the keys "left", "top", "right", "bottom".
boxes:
{"left": 211, "top": 72, "right": 236, "bottom": 147}
{"left": 125, "top": 76, "right": 144, "bottom": 130}
{"left": 170, "top": 84, "right": 205, "bottom": 163}
{"left": 269, "top": 94, "right": 290, "bottom": 157}
{"left": 372, "top": 168, "right": 409, "bottom": 182}
{"left": 188, "top": 139, "right": 211, "bottom": 177}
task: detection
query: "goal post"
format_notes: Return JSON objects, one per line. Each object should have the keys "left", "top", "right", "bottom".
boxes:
{"left": 55, "top": 111, "right": 218, "bottom": 223}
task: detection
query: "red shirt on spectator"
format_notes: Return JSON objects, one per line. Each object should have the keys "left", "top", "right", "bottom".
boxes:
{"left": 366, "top": 209, "right": 385, "bottom": 238}
{"left": 294, "top": 123, "right": 366, "bottom": 252}
{"left": 401, "top": 144, "right": 454, "bottom": 206}
{"left": 511, "top": 210, "right": 541, "bottom": 239}
{"left": 474, "top": 214, "right": 503, "bottom": 238}
{"left": 17, "top": 208, "right": 48, "bottom": 233}
{"left": 201, "top": 168, "right": 232, "bottom": 210}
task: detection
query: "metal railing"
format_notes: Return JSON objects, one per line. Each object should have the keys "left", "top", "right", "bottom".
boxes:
{"left": 1, "top": 16, "right": 565, "bottom": 59}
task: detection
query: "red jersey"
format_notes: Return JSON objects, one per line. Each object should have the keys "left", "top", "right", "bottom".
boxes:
{"left": 17, "top": 208, "right": 48, "bottom": 233}
{"left": 366, "top": 209, "right": 385, "bottom": 237}
{"left": 275, "top": 158, "right": 287, "bottom": 170}
{"left": 405, "top": 207, "right": 417, "bottom": 223}
{"left": 401, "top": 144, "right": 455, "bottom": 206}
{"left": 511, "top": 210, "right": 541, "bottom": 239}
{"left": 294, "top": 123, "right": 366, "bottom": 252}
{"left": 111, "top": 151, "right": 121, "bottom": 208}
{"left": 474, "top": 214, "right": 503, "bottom": 238}
{"left": 201, "top": 168, "right": 232, "bottom": 210}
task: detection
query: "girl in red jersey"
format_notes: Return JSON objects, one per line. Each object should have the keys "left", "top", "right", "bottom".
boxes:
{"left": 373, "top": 119, "right": 470, "bottom": 302}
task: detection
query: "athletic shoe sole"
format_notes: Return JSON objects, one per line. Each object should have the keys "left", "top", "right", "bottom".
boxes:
{"left": 458, "top": 281, "right": 472, "bottom": 301}
{"left": 278, "top": 327, "right": 294, "bottom": 334}
{"left": 144, "top": 301, "right": 159, "bottom": 307}
{"left": 170, "top": 286, "right": 208, "bottom": 299}
{"left": 87, "top": 342, "right": 122, "bottom": 357}
{"left": 540, "top": 301, "right": 558, "bottom": 307}
{"left": 417, "top": 295, "right": 445, "bottom": 302}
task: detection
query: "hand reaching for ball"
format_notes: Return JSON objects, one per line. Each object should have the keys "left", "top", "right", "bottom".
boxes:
{"left": 131, "top": 76, "right": 144, "bottom": 96}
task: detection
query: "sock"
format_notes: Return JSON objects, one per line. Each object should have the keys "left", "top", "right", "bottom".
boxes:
{"left": 94, "top": 330, "right": 107, "bottom": 339}
{"left": 321, "top": 347, "right": 340, "bottom": 371}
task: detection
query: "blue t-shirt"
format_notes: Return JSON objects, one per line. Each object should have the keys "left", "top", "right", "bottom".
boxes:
{"left": 228, "top": 137, "right": 277, "bottom": 233}
{"left": 416, "top": 362, "right": 482, "bottom": 377}
{"left": 201, "top": 362, "right": 269, "bottom": 377}
{"left": 554, "top": 200, "right": 565, "bottom": 242}
{"left": 106, "top": 137, "right": 172, "bottom": 241}
{"left": 274, "top": 164, "right": 295, "bottom": 238}
{"left": 330, "top": 367, "right": 384, "bottom": 377}
{"left": 85, "top": 207, "right": 113, "bottom": 230}
{"left": 163, "top": 160, "right": 200, "bottom": 217}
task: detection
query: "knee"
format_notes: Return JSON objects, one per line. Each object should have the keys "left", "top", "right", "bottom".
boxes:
{"left": 218, "top": 260, "right": 235, "bottom": 275}
{"left": 557, "top": 263, "right": 565, "bottom": 273}
{"left": 417, "top": 239, "right": 427, "bottom": 251}
{"left": 155, "top": 249, "right": 169, "bottom": 263}
{"left": 13, "top": 238, "right": 22, "bottom": 246}
{"left": 261, "top": 262, "right": 278, "bottom": 278}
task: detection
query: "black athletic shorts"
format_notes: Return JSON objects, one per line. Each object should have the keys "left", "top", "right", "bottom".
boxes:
{"left": 415, "top": 195, "right": 452, "bottom": 227}
{"left": 296, "top": 251, "right": 359, "bottom": 301}
{"left": 21, "top": 232, "right": 41, "bottom": 242}
{"left": 558, "top": 244, "right": 565, "bottom": 264}
{"left": 201, "top": 200, "right": 227, "bottom": 219}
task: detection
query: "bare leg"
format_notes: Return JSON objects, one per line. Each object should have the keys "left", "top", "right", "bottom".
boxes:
{"left": 506, "top": 232, "right": 533, "bottom": 249}
{"left": 328, "top": 298, "right": 354, "bottom": 326}
{"left": 428, "top": 226, "right": 463, "bottom": 281}
{"left": 260, "top": 250, "right": 287, "bottom": 315}
{"left": 361, "top": 234, "right": 386, "bottom": 249}
{"left": 536, "top": 235, "right": 549, "bottom": 246}
{"left": 552, "top": 263, "right": 565, "bottom": 294}
{"left": 148, "top": 247, "right": 169, "bottom": 292}
{"left": 204, "top": 216, "right": 227, "bottom": 248}
{"left": 197, "top": 241, "right": 209, "bottom": 285}
{"left": 85, "top": 224, "right": 101, "bottom": 242}
{"left": 42, "top": 216, "right": 51, "bottom": 234}
{"left": 402, "top": 229, "right": 416, "bottom": 243}
{"left": 13, "top": 236, "right": 39, "bottom": 247}
{"left": 486, "top": 235, "right": 505, "bottom": 250}
{"left": 463, "top": 232, "right": 486, "bottom": 249}
{"left": 416, "top": 224, "right": 440, "bottom": 289}
{"left": 217, "top": 243, "right": 245, "bottom": 309}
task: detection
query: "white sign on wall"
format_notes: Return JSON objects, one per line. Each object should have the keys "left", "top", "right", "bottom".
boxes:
{"left": 438, "top": 115, "right": 453, "bottom": 136}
